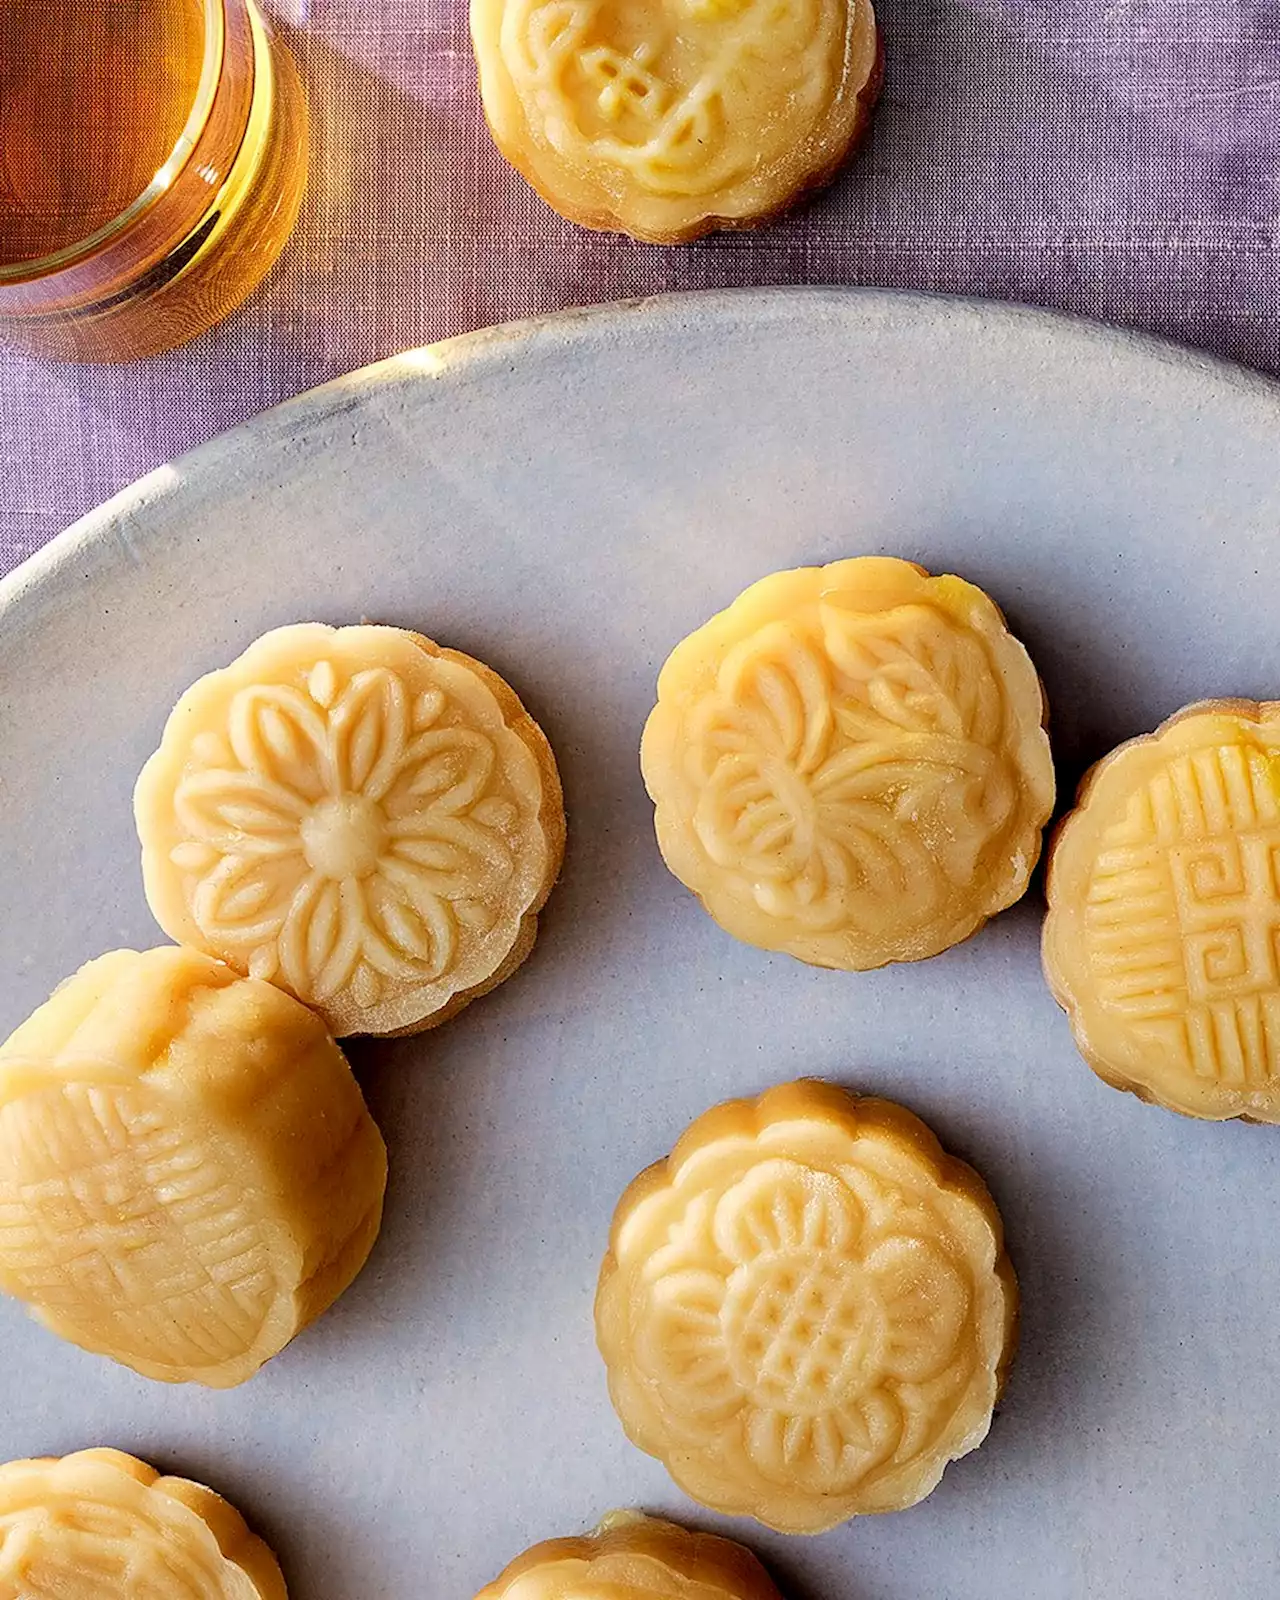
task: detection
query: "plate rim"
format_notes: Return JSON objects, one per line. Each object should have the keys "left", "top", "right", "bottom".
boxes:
{"left": 5, "top": 284, "right": 1280, "bottom": 618}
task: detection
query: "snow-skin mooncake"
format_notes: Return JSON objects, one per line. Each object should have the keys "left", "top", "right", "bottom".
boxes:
{"left": 1044, "top": 699, "right": 1280, "bottom": 1121}
{"left": 474, "top": 1513, "right": 782, "bottom": 1600}
{"left": 470, "top": 0, "right": 882, "bottom": 243}
{"left": 0, "top": 946, "right": 386, "bottom": 1386}
{"left": 0, "top": 1448, "right": 286, "bottom": 1600}
{"left": 595, "top": 1080, "right": 1017, "bottom": 1531}
{"left": 136, "top": 623, "right": 565, "bottom": 1038}
{"left": 641, "top": 557, "right": 1054, "bottom": 969}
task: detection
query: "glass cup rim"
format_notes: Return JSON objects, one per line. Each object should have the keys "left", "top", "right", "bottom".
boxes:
{"left": 0, "top": 0, "right": 228, "bottom": 285}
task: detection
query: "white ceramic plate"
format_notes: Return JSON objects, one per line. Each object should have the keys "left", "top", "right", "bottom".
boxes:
{"left": 3, "top": 289, "right": 1280, "bottom": 1600}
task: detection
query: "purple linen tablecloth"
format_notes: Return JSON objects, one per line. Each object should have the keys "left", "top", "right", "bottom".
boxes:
{"left": 2, "top": 0, "right": 1277, "bottom": 573}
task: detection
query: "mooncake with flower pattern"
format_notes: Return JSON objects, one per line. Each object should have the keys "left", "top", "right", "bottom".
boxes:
{"left": 136, "top": 623, "right": 565, "bottom": 1038}
{"left": 641, "top": 557, "right": 1054, "bottom": 969}
{"left": 0, "top": 946, "right": 385, "bottom": 1387}
{"left": 595, "top": 1080, "right": 1017, "bottom": 1531}
{"left": 474, "top": 1512, "right": 782, "bottom": 1600}
{"left": 470, "top": 0, "right": 882, "bottom": 242}
{"left": 0, "top": 1449, "right": 286, "bottom": 1600}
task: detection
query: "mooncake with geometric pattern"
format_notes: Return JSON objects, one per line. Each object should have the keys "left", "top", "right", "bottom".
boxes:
{"left": 1044, "top": 700, "right": 1280, "bottom": 1122}
{"left": 0, "top": 946, "right": 386, "bottom": 1386}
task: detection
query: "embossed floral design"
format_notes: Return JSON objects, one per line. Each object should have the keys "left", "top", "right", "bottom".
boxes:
{"left": 481, "top": 1516, "right": 781, "bottom": 1600}
{"left": 502, "top": 0, "right": 839, "bottom": 199}
{"left": 626, "top": 1159, "right": 971, "bottom": 1493}
{"left": 690, "top": 604, "right": 1016, "bottom": 926}
{"left": 643, "top": 561, "right": 1054, "bottom": 967}
{"left": 166, "top": 662, "right": 518, "bottom": 1017}
{"left": 597, "top": 1086, "right": 1014, "bottom": 1530}
{"left": 0, "top": 1451, "right": 283, "bottom": 1600}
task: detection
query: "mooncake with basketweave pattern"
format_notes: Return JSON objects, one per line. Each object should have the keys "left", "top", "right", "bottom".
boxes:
{"left": 0, "top": 946, "right": 386, "bottom": 1386}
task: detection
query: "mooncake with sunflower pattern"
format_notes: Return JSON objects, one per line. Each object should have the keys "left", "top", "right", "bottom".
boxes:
{"left": 595, "top": 1080, "right": 1017, "bottom": 1531}
{"left": 641, "top": 557, "right": 1054, "bottom": 969}
{"left": 0, "top": 1449, "right": 286, "bottom": 1600}
{"left": 135, "top": 623, "right": 565, "bottom": 1038}
{"left": 0, "top": 946, "right": 386, "bottom": 1387}
{"left": 474, "top": 1513, "right": 782, "bottom": 1600}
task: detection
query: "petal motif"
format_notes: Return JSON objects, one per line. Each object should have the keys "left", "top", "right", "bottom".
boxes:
{"left": 330, "top": 669, "right": 410, "bottom": 800}
{"left": 190, "top": 851, "right": 305, "bottom": 946}
{"left": 713, "top": 1162, "right": 858, "bottom": 1265}
{"left": 636, "top": 1191, "right": 718, "bottom": 1284}
{"left": 695, "top": 755, "right": 813, "bottom": 879}
{"left": 386, "top": 815, "right": 514, "bottom": 900}
{"left": 823, "top": 606, "right": 964, "bottom": 739}
{"left": 829, "top": 1390, "right": 904, "bottom": 1480}
{"left": 716, "top": 624, "right": 834, "bottom": 771}
{"left": 227, "top": 684, "right": 332, "bottom": 802}
{"left": 865, "top": 1234, "right": 971, "bottom": 1384}
{"left": 754, "top": 834, "right": 850, "bottom": 927}
{"left": 384, "top": 728, "right": 497, "bottom": 818}
{"left": 813, "top": 806, "right": 942, "bottom": 930}
{"left": 824, "top": 604, "right": 1011, "bottom": 770}
{"left": 744, "top": 1389, "right": 902, "bottom": 1492}
{"left": 684, "top": 699, "right": 758, "bottom": 782}
{"left": 634, "top": 1269, "right": 739, "bottom": 1417}
{"left": 364, "top": 869, "right": 456, "bottom": 982}
{"left": 174, "top": 769, "right": 305, "bottom": 851}
{"left": 278, "top": 874, "right": 364, "bottom": 1002}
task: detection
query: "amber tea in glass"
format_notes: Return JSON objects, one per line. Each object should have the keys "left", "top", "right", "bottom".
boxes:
{"left": 0, "top": 0, "right": 307, "bottom": 360}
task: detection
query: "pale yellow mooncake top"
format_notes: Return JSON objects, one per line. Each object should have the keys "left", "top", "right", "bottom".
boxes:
{"left": 595, "top": 1080, "right": 1017, "bottom": 1532}
{"left": 135, "top": 623, "right": 565, "bottom": 1038}
{"left": 0, "top": 1449, "right": 286, "bottom": 1600}
{"left": 0, "top": 946, "right": 386, "bottom": 1387}
{"left": 469, "top": 0, "right": 881, "bottom": 242}
{"left": 475, "top": 1513, "right": 782, "bottom": 1600}
{"left": 641, "top": 556, "right": 1055, "bottom": 970}
{"left": 1044, "top": 699, "right": 1280, "bottom": 1122}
